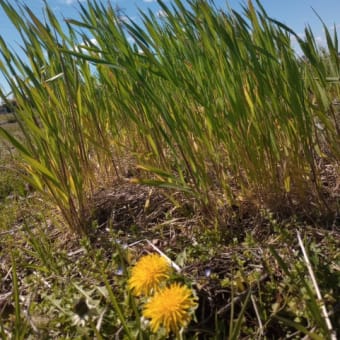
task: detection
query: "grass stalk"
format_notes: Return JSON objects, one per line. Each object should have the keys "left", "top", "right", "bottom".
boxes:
{"left": 297, "top": 231, "right": 336, "bottom": 340}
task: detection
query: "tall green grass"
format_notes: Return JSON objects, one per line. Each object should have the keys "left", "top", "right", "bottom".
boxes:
{"left": 0, "top": 0, "right": 339, "bottom": 232}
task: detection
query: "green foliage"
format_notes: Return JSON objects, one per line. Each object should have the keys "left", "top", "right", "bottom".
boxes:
{"left": 269, "top": 240, "right": 338, "bottom": 339}
{"left": 0, "top": 1, "right": 339, "bottom": 337}
{"left": 0, "top": 0, "right": 339, "bottom": 233}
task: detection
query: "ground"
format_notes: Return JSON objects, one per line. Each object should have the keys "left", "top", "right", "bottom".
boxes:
{"left": 0, "top": 113, "right": 339, "bottom": 338}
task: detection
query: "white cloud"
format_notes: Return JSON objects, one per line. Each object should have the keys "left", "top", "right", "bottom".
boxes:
{"left": 89, "top": 38, "right": 98, "bottom": 46}
{"left": 74, "top": 38, "right": 99, "bottom": 53}
{"left": 118, "top": 15, "right": 130, "bottom": 24}
{"left": 329, "top": 23, "right": 340, "bottom": 31}
{"left": 315, "top": 35, "right": 327, "bottom": 48}
{"left": 290, "top": 32, "right": 305, "bottom": 43}
{"left": 62, "top": 0, "right": 85, "bottom": 5}
{"left": 157, "top": 10, "right": 167, "bottom": 18}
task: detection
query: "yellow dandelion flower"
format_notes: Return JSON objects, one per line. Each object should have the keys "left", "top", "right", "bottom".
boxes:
{"left": 128, "top": 253, "right": 171, "bottom": 296}
{"left": 143, "top": 283, "right": 197, "bottom": 335}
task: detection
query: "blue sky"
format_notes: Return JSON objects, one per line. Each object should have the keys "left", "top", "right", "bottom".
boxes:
{"left": 1, "top": 0, "right": 340, "bottom": 94}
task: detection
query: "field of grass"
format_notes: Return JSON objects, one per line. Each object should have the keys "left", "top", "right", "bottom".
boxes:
{"left": 0, "top": 0, "right": 339, "bottom": 338}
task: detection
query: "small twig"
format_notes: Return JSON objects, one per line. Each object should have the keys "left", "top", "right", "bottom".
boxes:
{"left": 2, "top": 266, "right": 12, "bottom": 283}
{"left": 286, "top": 330, "right": 302, "bottom": 339}
{"left": 26, "top": 292, "right": 39, "bottom": 333}
{"left": 302, "top": 327, "right": 318, "bottom": 340}
{"left": 0, "top": 291, "right": 12, "bottom": 301}
{"left": 114, "top": 325, "right": 123, "bottom": 340}
{"left": 217, "top": 290, "right": 248, "bottom": 316}
{"left": 67, "top": 248, "right": 86, "bottom": 257}
{"left": 96, "top": 305, "right": 108, "bottom": 332}
{"left": 127, "top": 239, "right": 145, "bottom": 247}
{"left": 251, "top": 294, "right": 263, "bottom": 336}
{"left": 145, "top": 239, "right": 181, "bottom": 272}
{"left": 0, "top": 225, "right": 23, "bottom": 236}
{"left": 297, "top": 231, "right": 336, "bottom": 340}
{"left": 0, "top": 291, "right": 12, "bottom": 310}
